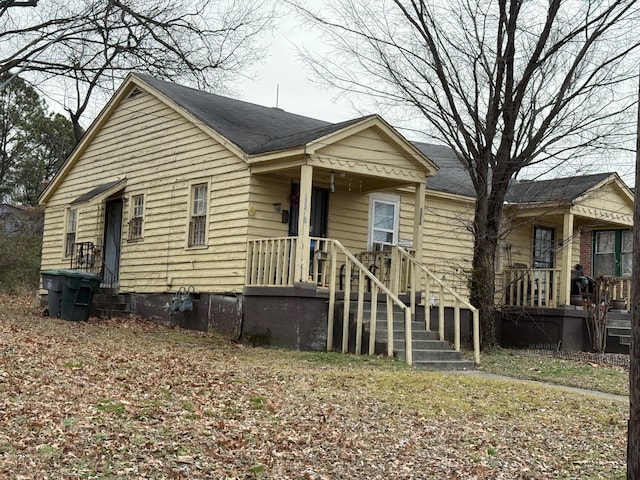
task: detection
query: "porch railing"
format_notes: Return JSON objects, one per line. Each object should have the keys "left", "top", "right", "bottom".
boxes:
{"left": 612, "top": 277, "right": 631, "bottom": 306}
{"left": 245, "top": 236, "right": 333, "bottom": 286}
{"left": 70, "top": 242, "right": 116, "bottom": 289}
{"left": 71, "top": 242, "right": 103, "bottom": 275}
{"left": 502, "top": 267, "right": 562, "bottom": 308}
{"left": 393, "top": 247, "right": 480, "bottom": 365}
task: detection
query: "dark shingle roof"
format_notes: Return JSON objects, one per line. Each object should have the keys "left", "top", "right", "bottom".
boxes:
{"left": 71, "top": 179, "right": 125, "bottom": 204}
{"left": 506, "top": 172, "right": 613, "bottom": 204}
{"left": 412, "top": 142, "right": 475, "bottom": 197}
{"left": 135, "top": 74, "right": 372, "bottom": 155}
{"left": 412, "top": 142, "right": 617, "bottom": 203}
{"left": 135, "top": 75, "right": 617, "bottom": 203}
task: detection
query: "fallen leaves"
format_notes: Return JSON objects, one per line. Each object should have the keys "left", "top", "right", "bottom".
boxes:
{"left": 0, "top": 294, "right": 629, "bottom": 479}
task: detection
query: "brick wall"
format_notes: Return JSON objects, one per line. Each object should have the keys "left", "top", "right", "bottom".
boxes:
{"left": 579, "top": 229, "right": 592, "bottom": 277}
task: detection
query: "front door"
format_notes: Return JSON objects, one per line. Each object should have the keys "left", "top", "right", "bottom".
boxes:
{"left": 533, "top": 226, "right": 555, "bottom": 304}
{"left": 288, "top": 184, "right": 329, "bottom": 237}
{"left": 103, "top": 199, "right": 123, "bottom": 285}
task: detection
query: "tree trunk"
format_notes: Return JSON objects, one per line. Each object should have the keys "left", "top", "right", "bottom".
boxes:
{"left": 470, "top": 234, "right": 497, "bottom": 350}
{"left": 627, "top": 70, "right": 640, "bottom": 480}
{"left": 468, "top": 161, "right": 512, "bottom": 351}
{"left": 468, "top": 186, "right": 506, "bottom": 350}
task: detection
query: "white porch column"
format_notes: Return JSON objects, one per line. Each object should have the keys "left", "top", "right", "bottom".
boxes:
{"left": 413, "top": 179, "right": 426, "bottom": 261}
{"left": 295, "top": 164, "right": 313, "bottom": 282}
{"left": 560, "top": 212, "right": 574, "bottom": 306}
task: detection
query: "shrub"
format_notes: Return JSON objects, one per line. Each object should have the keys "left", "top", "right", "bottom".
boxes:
{"left": 0, "top": 206, "right": 44, "bottom": 294}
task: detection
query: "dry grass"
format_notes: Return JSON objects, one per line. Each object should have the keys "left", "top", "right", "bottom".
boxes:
{"left": 475, "top": 348, "right": 629, "bottom": 396}
{"left": 0, "top": 295, "right": 629, "bottom": 479}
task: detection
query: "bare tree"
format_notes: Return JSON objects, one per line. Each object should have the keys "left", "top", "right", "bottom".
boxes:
{"left": 1, "top": 0, "right": 274, "bottom": 139}
{"left": 294, "top": 0, "right": 640, "bottom": 349}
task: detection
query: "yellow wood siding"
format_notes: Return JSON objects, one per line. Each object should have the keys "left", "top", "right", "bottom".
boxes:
{"left": 247, "top": 176, "right": 295, "bottom": 239}
{"left": 315, "top": 127, "right": 423, "bottom": 175}
{"left": 41, "top": 92, "right": 250, "bottom": 293}
{"left": 573, "top": 182, "right": 633, "bottom": 225}
{"left": 422, "top": 194, "right": 475, "bottom": 297}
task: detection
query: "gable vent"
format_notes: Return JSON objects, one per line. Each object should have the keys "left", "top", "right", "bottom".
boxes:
{"left": 126, "top": 87, "right": 145, "bottom": 101}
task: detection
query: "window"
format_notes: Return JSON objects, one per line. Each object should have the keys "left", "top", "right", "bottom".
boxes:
{"left": 594, "top": 229, "right": 632, "bottom": 277}
{"left": 188, "top": 183, "right": 208, "bottom": 247}
{"left": 369, "top": 195, "right": 399, "bottom": 249}
{"left": 64, "top": 208, "right": 77, "bottom": 257}
{"left": 128, "top": 194, "right": 144, "bottom": 240}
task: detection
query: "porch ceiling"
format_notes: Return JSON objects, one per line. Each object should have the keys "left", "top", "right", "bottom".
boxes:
{"left": 252, "top": 163, "right": 422, "bottom": 193}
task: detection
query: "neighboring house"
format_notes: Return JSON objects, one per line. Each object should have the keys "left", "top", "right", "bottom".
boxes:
{"left": 0, "top": 203, "right": 32, "bottom": 234}
{"left": 38, "top": 73, "right": 632, "bottom": 361}
{"left": 497, "top": 172, "right": 634, "bottom": 352}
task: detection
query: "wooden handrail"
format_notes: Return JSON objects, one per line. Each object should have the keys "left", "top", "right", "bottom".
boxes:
{"left": 394, "top": 247, "right": 480, "bottom": 365}
{"left": 327, "top": 240, "right": 413, "bottom": 365}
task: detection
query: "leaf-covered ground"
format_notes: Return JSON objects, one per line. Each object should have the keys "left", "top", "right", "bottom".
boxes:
{"left": 0, "top": 295, "right": 629, "bottom": 479}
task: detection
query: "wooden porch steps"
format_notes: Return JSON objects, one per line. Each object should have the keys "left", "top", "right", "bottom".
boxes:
{"left": 606, "top": 317, "right": 631, "bottom": 346}
{"left": 345, "top": 302, "right": 474, "bottom": 371}
{"left": 92, "top": 288, "right": 131, "bottom": 319}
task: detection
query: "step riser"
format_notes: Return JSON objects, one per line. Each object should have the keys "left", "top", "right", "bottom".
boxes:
{"left": 607, "top": 327, "right": 631, "bottom": 336}
{"left": 375, "top": 330, "right": 440, "bottom": 341}
{"left": 607, "top": 319, "right": 631, "bottom": 328}
{"left": 391, "top": 340, "right": 450, "bottom": 350}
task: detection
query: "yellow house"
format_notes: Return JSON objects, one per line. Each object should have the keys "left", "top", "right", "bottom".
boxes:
{"left": 497, "top": 172, "right": 634, "bottom": 352}
{"left": 39, "top": 73, "right": 633, "bottom": 362}
{"left": 39, "top": 73, "right": 480, "bottom": 369}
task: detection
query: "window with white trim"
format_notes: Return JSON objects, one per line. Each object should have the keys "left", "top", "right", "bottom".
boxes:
{"left": 64, "top": 208, "right": 77, "bottom": 257}
{"left": 128, "top": 194, "right": 144, "bottom": 240}
{"left": 368, "top": 195, "right": 399, "bottom": 250}
{"left": 188, "top": 183, "right": 208, "bottom": 247}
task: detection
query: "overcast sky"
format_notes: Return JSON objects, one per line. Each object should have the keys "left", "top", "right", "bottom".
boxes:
{"left": 235, "top": 11, "right": 365, "bottom": 124}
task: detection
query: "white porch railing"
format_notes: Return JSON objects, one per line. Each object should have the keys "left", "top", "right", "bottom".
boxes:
{"left": 245, "top": 236, "right": 333, "bottom": 286}
{"left": 502, "top": 267, "right": 561, "bottom": 308}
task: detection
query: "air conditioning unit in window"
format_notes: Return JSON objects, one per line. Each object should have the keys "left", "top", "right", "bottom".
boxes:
{"left": 372, "top": 242, "right": 392, "bottom": 252}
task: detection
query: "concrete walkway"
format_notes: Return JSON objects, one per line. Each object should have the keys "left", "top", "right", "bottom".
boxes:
{"left": 455, "top": 370, "right": 629, "bottom": 403}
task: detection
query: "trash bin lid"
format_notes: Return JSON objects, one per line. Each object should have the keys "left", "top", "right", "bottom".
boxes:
{"left": 59, "top": 269, "right": 101, "bottom": 280}
{"left": 41, "top": 269, "right": 61, "bottom": 275}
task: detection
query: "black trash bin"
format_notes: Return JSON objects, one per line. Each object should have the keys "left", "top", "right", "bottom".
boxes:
{"left": 41, "top": 269, "right": 63, "bottom": 317}
{"left": 59, "top": 270, "right": 102, "bottom": 321}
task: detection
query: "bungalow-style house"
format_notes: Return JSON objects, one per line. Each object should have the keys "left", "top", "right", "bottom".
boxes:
{"left": 410, "top": 142, "right": 634, "bottom": 352}
{"left": 38, "top": 73, "right": 633, "bottom": 366}
{"left": 498, "top": 172, "right": 634, "bottom": 352}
